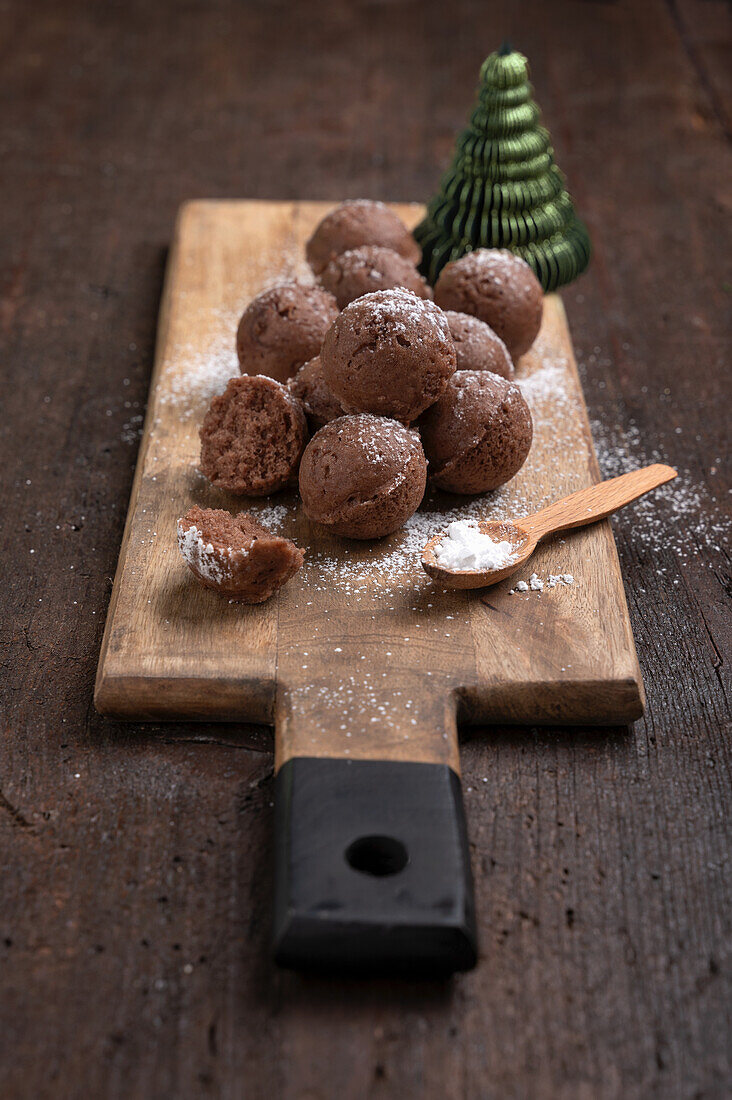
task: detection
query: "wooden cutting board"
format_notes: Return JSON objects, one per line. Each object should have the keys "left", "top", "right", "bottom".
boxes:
{"left": 95, "top": 200, "right": 644, "bottom": 975}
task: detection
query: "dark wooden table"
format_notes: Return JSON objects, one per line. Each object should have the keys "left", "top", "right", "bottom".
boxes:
{"left": 2, "top": 1, "right": 730, "bottom": 1096}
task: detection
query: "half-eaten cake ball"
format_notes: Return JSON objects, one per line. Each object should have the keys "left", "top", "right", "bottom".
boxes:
{"left": 236, "top": 282, "right": 338, "bottom": 383}
{"left": 200, "top": 375, "right": 308, "bottom": 496}
{"left": 299, "top": 414, "right": 427, "bottom": 539}
{"left": 177, "top": 506, "right": 304, "bottom": 603}
{"left": 320, "top": 245, "right": 433, "bottom": 309}
{"left": 444, "top": 310, "right": 514, "bottom": 380}
{"left": 288, "top": 355, "right": 345, "bottom": 432}
{"left": 306, "top": 200, "right": 421, "bottom": 276}
{"left": 418, "top": 370, "right": 533, "bottom": 494}
{"left": 434, "top": 249, "right": 543, "bottom": 361}
{"left": 321, "top": 289, "right": 456, "bottom": 423}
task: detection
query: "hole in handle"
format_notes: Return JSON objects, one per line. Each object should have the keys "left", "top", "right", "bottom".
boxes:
{"left": 345, "top": 835, "right": 409, "bottom": 877}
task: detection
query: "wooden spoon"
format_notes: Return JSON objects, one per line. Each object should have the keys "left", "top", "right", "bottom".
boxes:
{"left": 421, "top": 463, "right": 677, "bottom": 590}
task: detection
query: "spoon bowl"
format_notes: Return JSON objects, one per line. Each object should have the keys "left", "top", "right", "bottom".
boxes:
{"left": 421, "top": 464, "right": 677, "bottom": 590}
{"left": 422, "top": 519, "right": 535, "bottom": 589}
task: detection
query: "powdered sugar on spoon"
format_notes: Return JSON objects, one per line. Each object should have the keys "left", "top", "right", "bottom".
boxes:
{"left": 422, "top": 464, "right": 677, "bottom": 590}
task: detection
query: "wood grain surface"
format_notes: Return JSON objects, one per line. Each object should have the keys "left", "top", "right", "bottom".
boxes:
{"left": 95, "top": 199, "right": 644, "bottom": 772}
{"left": 2, "top": 1, "right": 730, "bottom": 1097}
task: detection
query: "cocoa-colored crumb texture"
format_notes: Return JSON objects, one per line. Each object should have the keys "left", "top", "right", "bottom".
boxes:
{"left": 177, "top": 505, "right": 304, "bottom": 603}
{"left": 434, "top": 249, "right": 543, "bottom": 361}
{"left": 319, "top": 245, "right": 433, "bottom": 309}
{"left": 299, "top": 413, "right": 427, "bottom": 539}
{"left": 418, "top": 369, "right": 533, "bottom": 494}
{"left": 288, "top": 355, "right": 345, "bottom": 431}
{"left": 199, "top": 375, "right": 308, "bottom": 495}
{"left": 236, "top": 282, "right": 338, "bottom": 382}
{"left": 305, "top": 199, "right": 421, "bottom": 275}
{"left": 320, "top": 288, "right": 456, "bottom": 423}
{"left": 445, "top": 310, "right": 514, "bottom": 380}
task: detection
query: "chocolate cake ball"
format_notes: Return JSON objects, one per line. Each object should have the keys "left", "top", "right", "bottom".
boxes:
{"left": 236, "top": 283, "right": 338, "bottom": 383}
{"left": 177, "top": 506, "right": 304, "bottom": 603}
{"left": 320, "top": 245, "right": 432, "bottom": 309}
{"left": 444, "top": 310, "right": 514, "bottom": 380}
{"left": 306, "top": 200, "right": 421, "bottom": 276}
{"left": 200, "top": 375, "right": 308, "bottom": 496}
{"left": 418, "top": 370, "right": 533, "bottom": 494}
{"left": 299, "top": 415, "right": 427, "bottom": 539}
{"left": 434, "top": 249, "right": 543, "bottom": 360}
{"left": 288, "top": 355, "right": 344, "bottom": 432}
{"left": 321, "top": 289, "right": 456, "bottom": 423}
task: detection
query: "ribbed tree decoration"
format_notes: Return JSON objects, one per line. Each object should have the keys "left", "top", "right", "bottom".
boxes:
{"left": 414, "top": 46, "right": 591, "bottom": 291}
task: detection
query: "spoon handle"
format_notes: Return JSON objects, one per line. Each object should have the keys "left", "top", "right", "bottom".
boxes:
{"left": 523, "top": 463, "right": 677, "bottom": 540}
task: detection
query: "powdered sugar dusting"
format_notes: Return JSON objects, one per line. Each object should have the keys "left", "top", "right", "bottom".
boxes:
{"left": 159, "top": 305, "right": 239, "bottom": 417}
{"left": 345, "top": 287, "right": 452, "bottom": 346}
{"left": 227, "top": 329, "right": 596, "bottom": 595}
{"left": 590, "top": 418, "right": 729, "bottom": 563}
{"left": 156, "top": 268, "right": 316, "bottom": 416}
{"left": 458, "top": 248, "right": 516, "bottom": 273}
{"left": 177, "top": 521, "right": 235, "bottom": 584}
{"left": 243, "top": 503, "right": 290, "bottom": 533}
{"left": 301, "top": 483, "right": 550, "bottom": 595}
{"left": 154, "top": 262, "right": 727, "bottom": 609}
{"left": 329, "top": 413, "right": 420, "bottom": 469}
{"left": 518, "top": 350, "right": 579, "bottom": 449}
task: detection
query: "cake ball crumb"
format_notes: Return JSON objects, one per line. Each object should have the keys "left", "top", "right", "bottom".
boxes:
{"left": 435, "top": 249, "right": 543, "bottom": 360}
{"left": 236, "top": 282, "right": 338, "bottom": 383}
{"left": 177, "top": 506, "right": 304, "bottom": 602}
{"left": 419, "top": 369, "right": 533, "bottom": 494}
{"left": 200, "top": 375, "right": 308, "bottom": 496}
{"left": 306, "top": 200, "right": 421, "bottom": 275}
{"left": 444, "top": 310, "right": 514, "bottom": 379}
{"left": 288, "top": 355, "right": 345, "bottom": 431}
{"left": 320, "top": 245, "right": 432, "bottom": 309}
{"left": 321, "top": 288, "right": 456, "bottom": 422}
{"left": 299, "top": 414, "right": 427, "bottom": 539}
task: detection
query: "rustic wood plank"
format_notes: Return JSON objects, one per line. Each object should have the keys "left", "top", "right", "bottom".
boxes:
{"left": 96, "top": 200, "right": 644, "bottom": 763}
{"left": 1, "top": 0, "right": 729, "bottom": 1095}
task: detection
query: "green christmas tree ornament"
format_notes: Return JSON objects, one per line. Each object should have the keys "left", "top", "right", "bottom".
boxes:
{"left": 415, "top": 47, "right": 591, "bottom": 291}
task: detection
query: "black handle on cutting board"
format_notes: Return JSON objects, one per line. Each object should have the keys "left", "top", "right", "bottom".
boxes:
{"left": 273, "top": 756, "right": 477, "bottom": 976}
